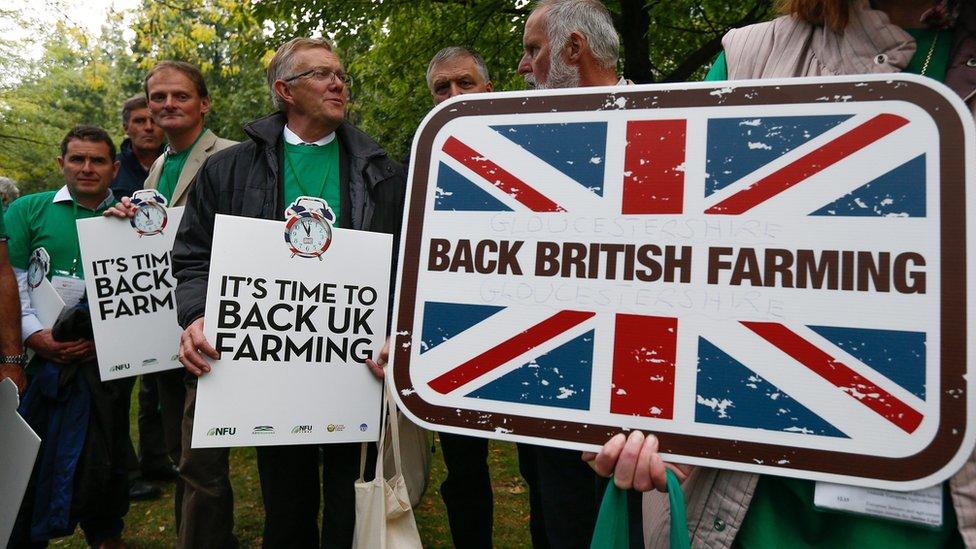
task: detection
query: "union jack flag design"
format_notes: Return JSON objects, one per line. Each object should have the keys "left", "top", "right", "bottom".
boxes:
{"left": 400, "top": 85, "right": 960, "bottom": 473}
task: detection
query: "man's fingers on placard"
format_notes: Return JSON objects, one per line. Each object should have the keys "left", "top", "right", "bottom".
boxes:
{"left": 191, "top": 328, "right": 219, "bottom": 360}
{"left": 590, "top": 432, "right": 626, "bottom": 477}
{"left": 613, "top": 430, "right": 645, "bottom": 490}
{"left": 179, "top": 333, "right": 206, "bottom": 376}
{"left": 379, "top": 338, "right": 390, "bottom": 363}
{"left": 364, "top": 359, "right": 386, "bottom": 380}
{"left": 632, "top": 435, "right": 658, "bottom": 492}
{"left": 650, "top": 451, "right": 670, "bottom": 493}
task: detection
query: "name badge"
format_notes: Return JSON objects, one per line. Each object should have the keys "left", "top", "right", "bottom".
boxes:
{"left": 814, "top": 481, "right": 943, "bottom": 528}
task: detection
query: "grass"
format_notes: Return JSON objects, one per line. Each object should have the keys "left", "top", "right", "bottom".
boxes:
{"left": 50, "top": 385, "right": 531, "bottom": 548}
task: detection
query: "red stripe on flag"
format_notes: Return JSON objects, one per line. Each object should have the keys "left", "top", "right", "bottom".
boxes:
{"left": 442, "top": 136, "right": 565, "bottom": 212}
{"left": 705, "top": 114, "right": 909, "bottom": 215}
{"left": 610, "top": 314, "right": 677, "bottom": 419}
{"left": 741, "top": 321, "right": 923, "bottom": 433}
{"left": 623, "top": 120, "right": 686, "bottom": 214}
{"left": 428, "top": 310, "right": 594, "bottom": 394}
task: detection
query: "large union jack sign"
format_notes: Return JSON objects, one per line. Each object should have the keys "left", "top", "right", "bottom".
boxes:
{"left": 392, "top": 75, "right": 976, "bottom": 489}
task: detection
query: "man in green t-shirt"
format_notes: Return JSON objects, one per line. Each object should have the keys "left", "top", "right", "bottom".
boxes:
{"left": 5, "top": 125, "right": 133, "bottom": 548}
{"left": 0, "top": 195, "right": 25, "bottom": 394}
{"left": 6, "top": 126, "right": 120, "bottom": 363}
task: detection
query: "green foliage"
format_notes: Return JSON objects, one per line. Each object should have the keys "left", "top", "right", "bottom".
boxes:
{"left": 0, "top": 0, "right": 775, "bottom": 193}
{"left": 0, "top": 20, "right": 131, "bottom": 194}
{"left": 252, "top": 0, "right": 532, "bottom": 160}
{"left": 128, "top": 0, "right": 272, "bottom": 141}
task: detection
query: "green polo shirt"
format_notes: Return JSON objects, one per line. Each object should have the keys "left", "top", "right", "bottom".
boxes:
{"left": 157, "top": 128, "right": 208, "bottom": 203}
{"left": 4, "top": 187, "right": 117, "bottom": 278}
{"left": 283, "top": 138, "right": 341, "bottom": 224}
{"left": 704, "top": 27, "right": 961, "bottom": 548}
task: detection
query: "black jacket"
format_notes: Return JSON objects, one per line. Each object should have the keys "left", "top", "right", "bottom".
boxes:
{"left": 172, "top": 112, "right": 406, "bottom": 328}
{"left": 109, "top": 138, "right": 161, "bottom": 201}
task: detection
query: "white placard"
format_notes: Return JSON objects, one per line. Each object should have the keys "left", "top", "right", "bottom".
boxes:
{"left": 814, "top": 481, "right": 944, "bottom": 527}
{"left": 30, "top": 277, "right": 65, "bottom": 328}
{"left": 76, "top": 207, "right": 185, "bottom": 380}
{"left": 0, "top": 378, "right": 41, "bottom": 547}
{"left": 192, "top": 214, "right": 391, "bottom": 448}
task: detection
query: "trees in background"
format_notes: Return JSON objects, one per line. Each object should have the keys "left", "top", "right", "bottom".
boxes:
{"left": 0, "top": 0, "right": 774, "bottom": 192}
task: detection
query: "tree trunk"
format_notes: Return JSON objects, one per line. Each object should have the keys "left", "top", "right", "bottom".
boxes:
{"left": 618, "top": 0, "right": 652, "bottom": 83}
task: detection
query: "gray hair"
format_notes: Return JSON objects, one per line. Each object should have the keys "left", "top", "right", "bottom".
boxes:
{"left": 534, "top": 0, "right": 619, "bottom": 70}
{"left": 425, "top": 47, "right": 491, "bottom": 91}
{"left": 267, "top": 37, "right": 335, "bottom": 111}
{"left": 0, "top": 176, "right": 20, "bottom": 204}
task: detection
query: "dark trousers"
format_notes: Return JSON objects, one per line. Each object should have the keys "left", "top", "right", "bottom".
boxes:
{"left": 439, "top": 435, "right": 543, "bottom": 549}
{"left": 180, "top": 375, "right": 237, "bottom": 549}
{"left": 518, "top": 444, "right": 599, "bottom": 549}
{"left": 439, "top": 433, "right": 493, "bottom": 548}
{"left": 255, "top": 442, "right": 366, "bottom": 549}
{"left": 120, "top": 374, "right": 171, "bottom": 484}
{"left": 137, "top": 373, "right": 172, "bottom": 472}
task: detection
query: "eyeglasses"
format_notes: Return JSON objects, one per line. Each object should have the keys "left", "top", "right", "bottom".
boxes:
{"left": 283, "top": 68, "right": 352, "bottom": 86}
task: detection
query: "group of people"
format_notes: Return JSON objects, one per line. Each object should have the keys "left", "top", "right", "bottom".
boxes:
{"left": 1, "top": 0, "right": 975, "bottom": 547}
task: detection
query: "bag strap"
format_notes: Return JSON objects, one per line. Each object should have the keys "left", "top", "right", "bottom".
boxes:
{"left": 666, "top": 468, "right": 690, "bottom": 549}
{"left": 384, "top": 382, "right": 404, "bottom": 476}
{"left": 589, "top": 478, "right": 629, "bottom": 549}
{"left": 588, "top": 469, "right": 690, "bottom": 549}
{"left": 359, "top": 387, "right": 390, "bottom": 482}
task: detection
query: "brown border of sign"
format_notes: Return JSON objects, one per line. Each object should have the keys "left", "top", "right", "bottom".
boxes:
{"left": 393, "top": 79, "right": 969, "bottom": 482}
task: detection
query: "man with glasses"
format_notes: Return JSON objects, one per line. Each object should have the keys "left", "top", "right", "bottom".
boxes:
{"left": 171, "top": 37, "right": 405, "bottom": 547}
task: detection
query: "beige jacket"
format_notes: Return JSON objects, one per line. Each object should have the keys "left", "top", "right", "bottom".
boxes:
{"left": 144, "top": 128, "right": 237, "bottom": 207}
{"left": 644, "top": 3, "right": 976, "bottom": 547}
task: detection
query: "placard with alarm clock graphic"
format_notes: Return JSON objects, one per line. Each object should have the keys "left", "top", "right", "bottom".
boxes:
{"left": 191, "top": 199, "right": 392, "bottom": 448}
{"left": 77, "top": 199, "right": 186, "bottom": 380}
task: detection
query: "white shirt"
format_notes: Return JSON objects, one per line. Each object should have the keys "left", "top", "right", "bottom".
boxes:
{"left": 283, "top": 125, "right": 336, "bottom": 146}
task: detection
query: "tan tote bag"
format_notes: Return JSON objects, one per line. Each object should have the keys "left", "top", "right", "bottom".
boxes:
{"left": 352, "top": 385, "right": 423, "bottom": 549}
{"left": 382, "top": 406, "right": 431, "bottom": 508}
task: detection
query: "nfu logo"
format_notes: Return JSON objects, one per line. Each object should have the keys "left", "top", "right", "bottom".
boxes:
{"left": 109, "top": 363, "right": 130, "bottom": 372}
{"left": 207, "top": 427, "right": 237, "bottom": 436}
{"left": 291, "top": 425, "right": 313, "bottom": 434}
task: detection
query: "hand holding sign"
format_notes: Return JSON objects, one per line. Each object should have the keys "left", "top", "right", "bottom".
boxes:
{"left": 583, "top": 431, "right": 691, "bottom": 492}
{"left": 180, "top": 317, "right": 218, "bottom": 376}
{"left": 364, "top": 337, "right": 390, "bottom": 380}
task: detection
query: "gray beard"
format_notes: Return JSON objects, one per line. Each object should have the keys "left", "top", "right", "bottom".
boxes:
{"left": 524, "top": 53, "right": 580, "bottom": 90}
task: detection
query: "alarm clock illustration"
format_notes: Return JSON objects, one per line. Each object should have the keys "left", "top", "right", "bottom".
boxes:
{"left": 284, "top": 197, "right": 336, "bottom": 260}
{"left": 27, "top": 247, "right": 51, "bottom": 290}
{"left": 129, "top": 189, "right": 168, "bottom": 236}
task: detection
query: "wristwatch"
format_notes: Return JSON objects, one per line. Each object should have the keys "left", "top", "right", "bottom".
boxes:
{"left": 0, "top": 353, "right": 27, "bottom": 367}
